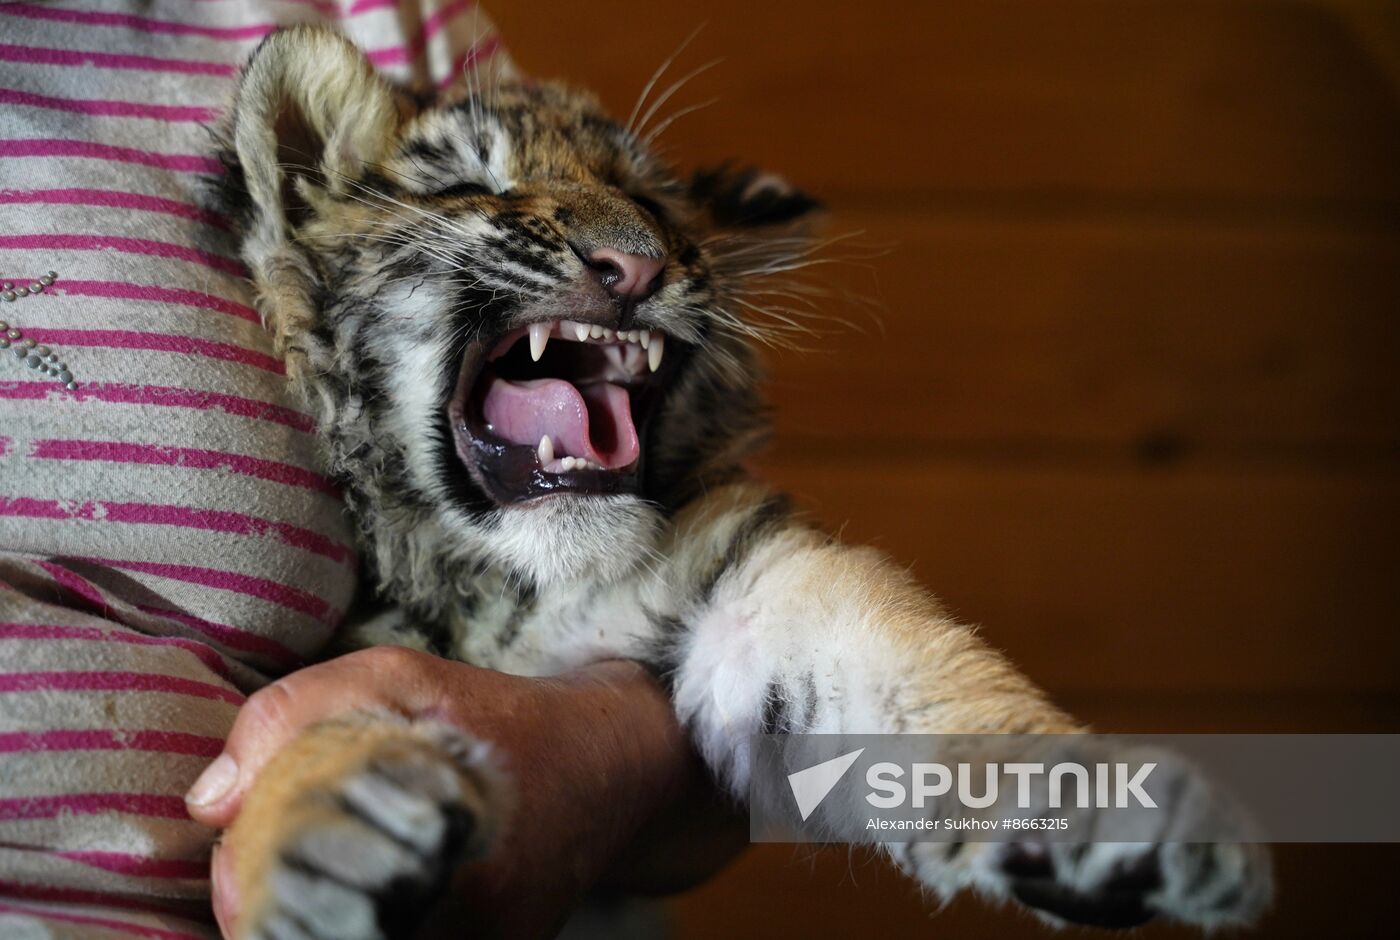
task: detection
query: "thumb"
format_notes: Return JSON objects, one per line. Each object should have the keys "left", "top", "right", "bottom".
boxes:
{"left": 185, "top": 654, "right": 380, "bottom": 827}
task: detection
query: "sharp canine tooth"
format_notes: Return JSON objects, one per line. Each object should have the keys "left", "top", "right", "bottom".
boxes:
{"left": 528, "top": 322, "right": 550, "bottom": 361}
{"left": 537, "top": 435, "right": 554, "bottom": 465}
{"left": 639, "top": 329, "right": 651, "bottom": 350}
{"left": 572, "top": 321, "right": 590, "bottom": 341}
{"left": 648, "top": 333, "right": 665, "bottom": 372}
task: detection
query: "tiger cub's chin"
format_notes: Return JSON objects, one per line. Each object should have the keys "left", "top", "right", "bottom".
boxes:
{"left": 487, "top": 493, "right": 663, "bottom": 587}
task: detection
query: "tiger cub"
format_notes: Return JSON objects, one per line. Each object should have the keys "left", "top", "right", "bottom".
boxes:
{"left": 215, "top": 26, "right": 1269, "bottom": 939}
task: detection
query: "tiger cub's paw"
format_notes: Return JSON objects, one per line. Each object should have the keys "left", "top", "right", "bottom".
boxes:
{"left": 994, "top": 835, "right": 1272, "bottom": 930}
{"left": 985, "top": 750, "right": 1272, "bottom": 929}
{"left": 896, "top": 748, "right": 1271, "bottom": 931}
{"left": 238, "top": 722, "right": 503, "bottom": 940}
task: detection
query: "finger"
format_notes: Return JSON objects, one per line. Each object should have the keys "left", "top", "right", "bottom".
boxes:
{"left": 211, "top": 842, "right": 239, "bottom": 938}
{"left": 186, "top": 648, "right": 429, "bottom": 826}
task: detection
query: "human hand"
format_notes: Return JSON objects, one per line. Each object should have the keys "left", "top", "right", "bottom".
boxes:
{"left": 185, "top": 647, "right": 745, "bottom": 938}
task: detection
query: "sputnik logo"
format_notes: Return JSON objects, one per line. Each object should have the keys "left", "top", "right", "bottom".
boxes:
{"left": 787, "top": 748, "right": 865, "bottom": 821}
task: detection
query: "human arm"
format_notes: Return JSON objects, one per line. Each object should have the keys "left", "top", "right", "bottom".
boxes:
{"left": 186, "top": 649, "right": 746, "bottom": 939}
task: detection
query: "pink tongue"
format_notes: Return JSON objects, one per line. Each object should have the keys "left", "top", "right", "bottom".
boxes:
{"left": 481, "top": 377, "right": 640, "bottom": 470}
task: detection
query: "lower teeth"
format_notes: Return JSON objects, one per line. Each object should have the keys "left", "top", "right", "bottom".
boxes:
{"left": 533, "top": 437, "right": 601, "bottom": 473}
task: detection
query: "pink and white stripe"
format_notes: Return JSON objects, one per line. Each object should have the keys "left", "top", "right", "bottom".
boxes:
{"left": 15, "top": 560, "right": 307, "bottom": 667}
{"left": 0, "top": 899, "right": 211, "bottom": 940}
{"left": 0, "top": 792, "right": 193, "bottom": 823}
{"left": 2, "top": 385, "right": 316, "bottom": 433}
{"left": 0, "top": 729, "right": 225, "bottom": 758}
{"left": 0, "top": 190, "right": 230, "bottom": 228}
{"left": 0, "top": 43, "right": 237, "bottom": 78}
{"left": 0, "top": 139, "right": 224, "bottom": 174}
{"left": 69, "top": 557, "right": 341, "bottom": 626}
{"left": 0, "top": 498, "right": 354, "bottom": 566}
{"left": 0, "top": 880, "right": 211, "bottom": 920}
{"left": 0, "top": 623, "right": 243, "bottom": 681}
{"left": 24, "top": 439, "right": 335, "bottom": 493}
{"left": 0, "top": 234, "right": 244, "bottom": 277}
{"left": 0, "top": 88, "right": 220, "bottom": 124}
{"left": 20, "top": 330, "right": 282, "bottom": 373}
{"left": 50, "top": 281, "right": 259, "bottom": 324}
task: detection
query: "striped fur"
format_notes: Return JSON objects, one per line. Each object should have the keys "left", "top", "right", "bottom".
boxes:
{"left": 219, "top": 25, "right": 1270, "bottom": 939}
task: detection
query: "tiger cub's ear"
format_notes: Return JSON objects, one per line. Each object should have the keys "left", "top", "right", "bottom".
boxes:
{"left": 688, "top": 164, "right": 822, "bottom": 231}
{"left": 221, "top": 26, "right": 407, "bottom": 375}
{"left": 228, "top": 25, "right": 405, "bottom": 238}
{"left": 688, "top": 165, "right": 825, "bottom": 291}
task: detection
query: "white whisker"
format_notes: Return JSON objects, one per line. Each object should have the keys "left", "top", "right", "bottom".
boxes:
{"left": 626, "top": 23, "right": 707, "bottom": 134}
{"left": 634, "top": 59, "right": 723, "bottom": 139}
{"left": 642, "top": 96, "right": 720, "bottom": 145}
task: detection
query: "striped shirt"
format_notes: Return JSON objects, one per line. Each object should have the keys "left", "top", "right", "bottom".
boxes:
{"left": 0, "top": 2, "right": 499, "bottom": 936}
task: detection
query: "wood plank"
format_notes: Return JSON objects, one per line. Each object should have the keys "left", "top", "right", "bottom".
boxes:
{"left": 667, "top": 842, "right": 1400, "bottom": 939}
{"left": 753, "top": 458, "right": 1400, "bottom": 693}
{"left": 1062, "top": 691, "right": 1400, "bottom": 732}
{"left": 492, "top": 0, "right": 1400, "bottom": 207}
{"left": 759, "top": 212, "right": 1400, "bottom": 458}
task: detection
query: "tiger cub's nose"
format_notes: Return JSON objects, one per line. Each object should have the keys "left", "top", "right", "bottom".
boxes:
{"left": 584, "top": 247, "right": 664, "bottom": 302}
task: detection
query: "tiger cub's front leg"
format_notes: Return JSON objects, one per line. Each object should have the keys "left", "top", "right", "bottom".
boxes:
{"left": 659, "top": 482, "right": 1271, "bottom": 929}
{"left": 226, "top": 713, "right": 502, "bottom": 940}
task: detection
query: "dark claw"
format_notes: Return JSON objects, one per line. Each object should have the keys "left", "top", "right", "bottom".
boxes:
{"left": 1011, "top": 878, "right": 1157, "bottom": 929}
{"left": 1001, "top": 842, "right": 1054, "bottom": 879}
{"left": 1105, "top": 851, "right": 1164, "bottom": 896}
{"left": 1004, "top": 846, "right": 1163, "bottom": 930}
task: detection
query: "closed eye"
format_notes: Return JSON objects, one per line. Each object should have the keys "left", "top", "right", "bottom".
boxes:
{"left": 431, "top": 181, "right": 493, "bottom": 199}
{"left": 629, "top": 193, "right": 668, "bottom": 225}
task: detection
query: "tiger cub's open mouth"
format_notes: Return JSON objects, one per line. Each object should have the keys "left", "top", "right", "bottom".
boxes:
{"left": 448, "top": 320, "right": 677, "bottom": 503}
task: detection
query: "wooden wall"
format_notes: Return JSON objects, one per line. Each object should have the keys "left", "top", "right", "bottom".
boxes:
{"left": 492, "top": 1, "right": 1400, "bottom": 936}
